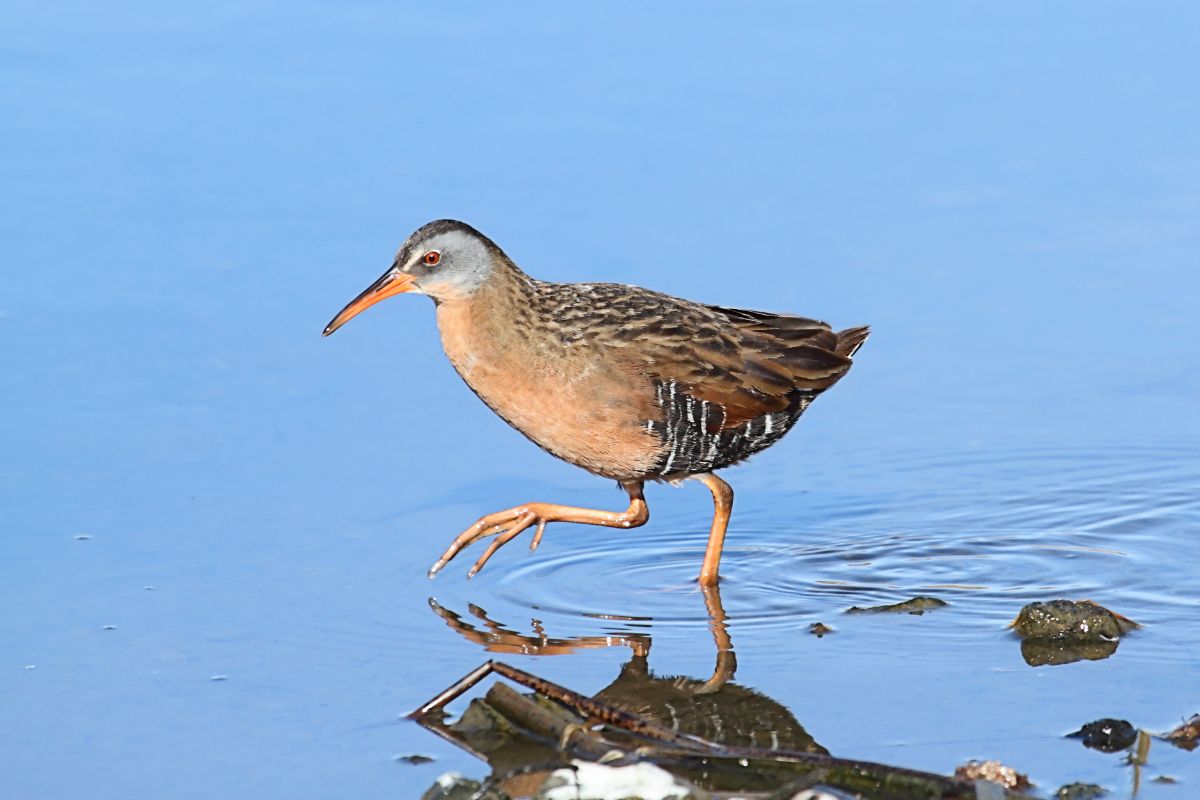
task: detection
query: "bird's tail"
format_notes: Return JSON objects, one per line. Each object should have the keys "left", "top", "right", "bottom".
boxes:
{"left": 834, "top": 325, "right": 870, "bottom": 358}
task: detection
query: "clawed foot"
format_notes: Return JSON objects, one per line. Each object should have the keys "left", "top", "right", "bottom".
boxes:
{"left": 426, "top": 488, "right": 649, "bottom": 580}
{"left": 427, "top": 503, "right": 555, "bottom": 579}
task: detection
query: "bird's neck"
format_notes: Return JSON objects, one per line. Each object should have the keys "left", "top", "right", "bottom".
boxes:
{"left": 434, "top": 257, "right": 542, "bottom": 380}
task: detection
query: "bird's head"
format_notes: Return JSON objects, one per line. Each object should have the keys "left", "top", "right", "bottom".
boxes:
{"left": 323, "top": 219, "right": 501, "bottom": 336}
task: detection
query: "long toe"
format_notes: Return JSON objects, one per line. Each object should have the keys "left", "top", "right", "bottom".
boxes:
{"left": 467, "top": 512, "right": 538, "bottom": 577}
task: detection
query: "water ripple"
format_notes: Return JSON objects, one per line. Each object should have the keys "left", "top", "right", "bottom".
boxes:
{"left": 488, "top": 445, "right": 1200, "bottom": 638}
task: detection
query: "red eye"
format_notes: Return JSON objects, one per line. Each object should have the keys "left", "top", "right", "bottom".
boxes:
{"left": 423, "top": 251, "right": 440, "bottom": 266}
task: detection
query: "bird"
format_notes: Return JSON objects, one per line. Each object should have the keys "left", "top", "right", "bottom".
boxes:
{"left": 323, "top": 219, "right": 868, "bottom": 586}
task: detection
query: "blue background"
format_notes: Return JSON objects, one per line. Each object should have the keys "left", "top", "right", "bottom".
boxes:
{"left": 3, "top": 3, "right": 1198, "bottom": 797}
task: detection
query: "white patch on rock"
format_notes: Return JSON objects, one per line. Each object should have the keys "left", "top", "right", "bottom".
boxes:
{"left": 435, "top": 771, "right": 465, "bottom": 789}
{"left": 538, "top": 760, "right": 702, "bottom": 799}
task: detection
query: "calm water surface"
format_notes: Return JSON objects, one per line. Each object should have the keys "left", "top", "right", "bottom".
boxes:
{"left": 3, "top": 3, "right": 1199, "bottom": 798}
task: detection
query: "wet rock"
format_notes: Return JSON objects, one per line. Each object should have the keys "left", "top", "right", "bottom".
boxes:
{"left": 537, "top": 761, "right": 706, "bottom": 799}
{"left": 808, "top": 622, "right": 834, "bottom": 637}
{"left": 1163, "top": 713, "right": 1200, "bottom": 751}
{"left": 953, "top": 759, "right": 1032, "bottom": 791}
{"left": 845, "top": 596, "right": 948, "bottom": 615}
{"left": 1066, "top": 719, "right": 1138, "bottom": 753}
{"left": 1011, "top": 600, "right": 1138, "bottom": 640}
{"left": 1055, "top": 783, "right": 1106, "bottom": 799}
{"left": 422, "top": 771, "right": 508, "bottom": 800}
{"left": 1012, "top": 601, "right": 1137, "bottom": 667}
{"left": 397, "top": 753, "right": 435, "bottom": 764}
{"left": 1152, "top": 775, "right": 1178, "bottom": 784}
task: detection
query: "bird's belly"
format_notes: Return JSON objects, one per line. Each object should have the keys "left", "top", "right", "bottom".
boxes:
{"left": 488, "top": 378, "right": 658, "bottom": 479}
{"left": 437, "top": 310, "right": 660, "bottom": 479}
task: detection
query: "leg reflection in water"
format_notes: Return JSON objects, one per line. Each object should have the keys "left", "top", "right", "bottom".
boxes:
{"left": 415, "top": 587, "right": 989, "bottom": 800}
{"left": 425, "top": 583, "right": 824, "bottom": 755}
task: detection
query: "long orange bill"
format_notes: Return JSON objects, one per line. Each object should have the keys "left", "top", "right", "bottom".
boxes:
{"left": 322, "top": 268, "right": 417, "bottom": 336}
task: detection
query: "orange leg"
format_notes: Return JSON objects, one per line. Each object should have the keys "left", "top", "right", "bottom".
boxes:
{"left": 427, "top": 481, "right": 649, "bottom": 579}
{"left": 695, "top": 472, "right": 733, "bottom": 587}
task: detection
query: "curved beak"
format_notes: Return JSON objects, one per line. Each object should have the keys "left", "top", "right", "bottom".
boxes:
{"left": 323, "top": 268, "right": 417, "bottom": 336}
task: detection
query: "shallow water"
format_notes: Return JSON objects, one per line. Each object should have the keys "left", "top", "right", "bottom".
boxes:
{"left": 4, "top": 3, "right": 1200, "bottom": 798}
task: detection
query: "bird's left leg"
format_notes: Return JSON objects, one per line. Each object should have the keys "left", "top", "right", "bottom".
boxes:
{"left": 428, "top": 481, "right": 648, "bottom": 579}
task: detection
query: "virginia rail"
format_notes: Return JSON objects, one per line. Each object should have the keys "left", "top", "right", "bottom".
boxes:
{"left": 324, "top": 220, "right": 868, "bottom": 586}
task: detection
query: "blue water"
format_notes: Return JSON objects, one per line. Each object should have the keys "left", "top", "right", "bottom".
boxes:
{"left": 3, "top": 3, "right": 1199, "bottom": 798}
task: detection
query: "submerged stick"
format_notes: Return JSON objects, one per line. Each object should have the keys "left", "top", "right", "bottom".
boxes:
{"left": 408, "top": 660, "right": 495, "bottom": 719}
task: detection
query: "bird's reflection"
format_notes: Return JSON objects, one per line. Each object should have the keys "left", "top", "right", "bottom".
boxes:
{"left": 427, "top": 584, "right": 825, "bottom": 755}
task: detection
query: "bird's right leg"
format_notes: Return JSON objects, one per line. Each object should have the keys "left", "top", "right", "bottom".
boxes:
{"left": 427, "top": 481, "right": 648, "bottom": 579}
{"left": 695, "top": 472, "right": 734, "bottom": 587}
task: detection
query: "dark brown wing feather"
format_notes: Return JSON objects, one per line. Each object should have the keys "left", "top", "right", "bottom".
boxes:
{"left": 693, "top": 304, "right": 859, "bottom": 427}
{"left": 833, "top": 324, "right": 870, "bottom": 358}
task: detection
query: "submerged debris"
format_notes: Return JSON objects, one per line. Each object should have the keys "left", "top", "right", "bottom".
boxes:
{"left": 1067, "top": 719, "right": 1137, "bottom": 753}
{"left": 1054, "top": 783, "right": 1105, "bottom": 799}
{"left": 1011, "top": 600, "right": 1138, "bottom": 667}
{"left": 1162, "top": 713, "right": 1200, "bottom": 751}
{"left": 413, "top": 660, "right": 1008, "bottom": 799}
{"left": 1011, "top": 600, "right": 1138, "bottom": 640}
{"left": 953, "top": 760, "right": 1032, "bottom": 791}
{"left": 845, "top": 596, "right": 949, "bottom": 615}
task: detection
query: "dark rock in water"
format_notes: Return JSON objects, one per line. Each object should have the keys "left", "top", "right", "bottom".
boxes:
{"left": 1011, "top": 600, "right": 1139, "bottom": 640}
{"left": 1067, "top": 719, "right": 1138, "bottom": 753}
{"left": 1055, "top": 783, "right": 1106, "bottom": 799}
{"left": 845, "top": 596, "right": 948, "bottom": 615}
{"left": 396, "top": 753, "right": 435, "bottom": 765}
{"left": 1013, "top": 600, "right": 1138, "bottom": 666}
{"left": 808, "top": 622, "right": 834, "bottom": 637}
{"left": 1152, "top": 775, "right": 1179, "bottom": 784}
{"left": 1163, "top": 713, "right": 1200, "bottom": 750}
{"left": 1020, "top": 636, "right": 1119, "bottom": 667}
